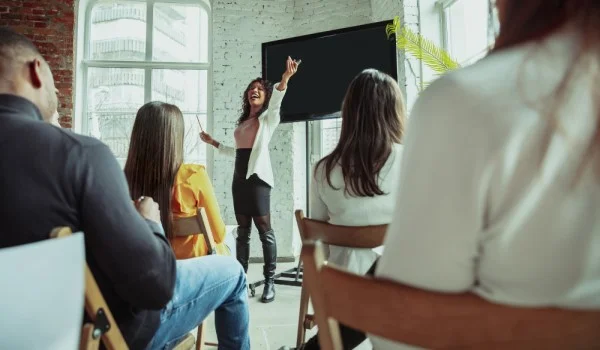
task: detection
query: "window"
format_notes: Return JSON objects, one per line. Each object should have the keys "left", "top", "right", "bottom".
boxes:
{"left": 320, "top": 117, "right": 342, "bottom": 157}
{"left": 83, "top": 0, "right": 210, "bottom": 166}
{"left": 439, "top": 0, "right": 498, "bottom": 66}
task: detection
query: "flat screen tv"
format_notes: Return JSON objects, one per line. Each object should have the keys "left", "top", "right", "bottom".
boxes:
{"left": 262, "top": 20, "right": 397, "bottom": 123}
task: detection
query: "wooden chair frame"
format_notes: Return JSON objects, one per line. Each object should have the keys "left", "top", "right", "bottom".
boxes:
{"left": 51, "top": 218, "right": 218, "bottom": 350}
{"left": 301, "top": 240, "right": 600, "bottom": 350}
{"left": 51, "top": 227, "right": 128, "bottom": 350}
{"left": 172, "top": 207, "right": 219, "bottom": 349}
{"left": 294, "top": 210, "right": 387, "bottom": 348}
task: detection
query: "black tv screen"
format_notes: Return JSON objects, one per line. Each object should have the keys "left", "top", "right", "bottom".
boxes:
{"left": 262, "top": 20, "right": 397, "bottom": 123}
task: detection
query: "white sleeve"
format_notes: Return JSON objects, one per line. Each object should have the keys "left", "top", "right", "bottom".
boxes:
{"left": 309, "top": 165, "right": 329, "bottom": 221}
{"left": 376, "top": 76, "right": 492, "bottom": 293}
{"left": 217, "top": 143, "right": 236, "bottom": 158}
{"left": 265, "top": 83, "right": 286, "bottom": 130}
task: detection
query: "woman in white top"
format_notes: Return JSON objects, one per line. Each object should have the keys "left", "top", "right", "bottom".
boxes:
{"left": 373, "top": 0, "right": 600, "bottom": 348}
{"left": 200, "top": 56, "right": 300, "bottom": 303}
{"left": 311, "top": 68, "right": 406, "bottom": 275}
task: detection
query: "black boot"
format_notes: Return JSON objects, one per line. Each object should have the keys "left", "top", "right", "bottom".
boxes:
{"left": 236, "top": 226, "right": 251, "bottom": 273}
{"left": 259, "top": 229, "right": 277, "bottom": 303}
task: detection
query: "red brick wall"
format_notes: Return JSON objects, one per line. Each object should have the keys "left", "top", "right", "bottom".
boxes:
{"left": 0, "top": 0, "right": 75, "bottom": 128}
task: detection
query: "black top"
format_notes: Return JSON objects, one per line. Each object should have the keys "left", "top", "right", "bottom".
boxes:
{"left": 0, "top": 94, "right": 176, "bottom": 349}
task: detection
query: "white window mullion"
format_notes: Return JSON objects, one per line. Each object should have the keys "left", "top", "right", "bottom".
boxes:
{"left": 145, "top": 1, "right": 154, "bottom": 103}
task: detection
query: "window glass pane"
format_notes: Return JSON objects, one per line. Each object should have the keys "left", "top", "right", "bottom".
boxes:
{"left": 86, "top": 68, "right": 145, "bottom": 161}
{"left": 152, "top": 69, "right": 208, "bottom": 165}
{"left": 183, "top": 114, "right": 207, "bottom": 165}
{"left": 90, "top": 1, "right": 146, "bottom": 61}
{"left": 153, "top": 3, "right": 209, "bottom": 62}
{"left": 320, "top": 117, "right": 342, "bottom": 157}
{"left": 151, "top": 69, "right": 208, "bottom": 113}
{"left": 446, "top": 0, "right": 490, "bottom": 65}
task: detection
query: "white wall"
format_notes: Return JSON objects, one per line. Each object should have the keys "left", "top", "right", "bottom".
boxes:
{"left": 212, "top": 0, "right": 416, "bottom": 259}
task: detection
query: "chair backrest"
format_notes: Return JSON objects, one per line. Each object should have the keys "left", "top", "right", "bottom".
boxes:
{"left": 0, "top": 231, "right": 85, "bottom": 349}
{"left": 294, "top": 210, "right": 387, "bottom": 249}
{"left": 301, "top": 241, "right": 600, "bottom": 350}
{"left": 172, "top": 207, "right": 216, "bottom": 254}
{"left": 52, "top": 227, "right": 129, "bottom": 350}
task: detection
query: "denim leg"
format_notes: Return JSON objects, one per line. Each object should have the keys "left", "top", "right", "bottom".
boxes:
{"left": 148, "top": 256, "right": 250, "bottom": 350}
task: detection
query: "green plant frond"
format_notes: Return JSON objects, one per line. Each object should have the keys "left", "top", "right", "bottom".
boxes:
{"left": 402, "top": 26, "right": 460, "bottom": 74}
{"left": 391, "top": 23, "right": 461, "bottom": 75}
{"left": 385, "top": 16, "right": 401, "bottom": 39}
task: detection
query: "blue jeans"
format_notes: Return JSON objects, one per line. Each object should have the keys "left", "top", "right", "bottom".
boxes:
{"left": 147, "top": 256, "right": 250, "bottom": 350}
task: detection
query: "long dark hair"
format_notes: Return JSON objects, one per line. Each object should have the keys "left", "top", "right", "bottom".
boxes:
{"left": 124, "top": 101, "right": 185, "bottom": 238}
{"left": 493, "top": 0, "right": 600, "bottom": 178}
{"left": 315, "top": 69, "right": 406, "bottom": 197}
{"left": 236, "top": 78, "right": 273, "bottom": 125}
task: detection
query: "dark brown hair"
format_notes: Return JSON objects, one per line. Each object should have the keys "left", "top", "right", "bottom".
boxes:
{"left": 236, "top": 78, "right": 273, "bottom": 125}
{"left": 315, "top": 69, "right": 406, "bottom": 197}
{"left": 493, "top": 0, "right": 600, "bottom": 177}
{"left": 124, "top": 101, "right": 184, "bottom": 238}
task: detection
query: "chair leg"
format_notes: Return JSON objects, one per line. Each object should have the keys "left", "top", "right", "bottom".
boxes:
{"left": 196, "top": 323, "right": 205, "bottom": 350}
{"left": 296, "top": 282, "right": 310, "bottom": 348}
{"left": 80, "top": 323, "right": 100, "bottom": 350}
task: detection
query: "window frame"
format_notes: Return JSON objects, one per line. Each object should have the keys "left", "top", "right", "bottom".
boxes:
{"left": 81, "top": 0, "right": 213, "bottom": 170}
{"left": 437, "top": 0, "right": 496, "bottom": 66}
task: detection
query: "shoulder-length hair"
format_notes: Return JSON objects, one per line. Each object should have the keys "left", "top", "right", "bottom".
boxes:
{"left": 315, "top": 69, "right": 406, "bottom": 197}
{"left": 236, "top": 78, "right": 273, "bottom": 125}
{"left": 124, "top": 101, "right": 185, "bottom": 238}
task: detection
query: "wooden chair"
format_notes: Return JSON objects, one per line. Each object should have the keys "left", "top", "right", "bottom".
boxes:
{"left": 294, "top": 210, "right": 388, "bottom": 348}
{"left": 301, "top": 240, "right": 600, "bottom": 350}
{"left": 172, "top": 207, "right": 219, "bottom": 349}
{"left": 51, "top": 226, "right": 209, "bottom": 350}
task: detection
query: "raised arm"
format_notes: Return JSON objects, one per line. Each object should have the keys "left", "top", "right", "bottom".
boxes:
{"left": 76, "top": 142, "right": 176, "bottom": 309}
{"left": 266, "top": 56, "right": 300, "bottom": 128}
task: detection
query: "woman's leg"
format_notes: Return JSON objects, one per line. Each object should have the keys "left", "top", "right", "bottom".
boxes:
{"left": 252, "top": 213, "right": 277, "bottom": 303}
{"left": 235, "top": 214, "right": 253, "bottom": 273}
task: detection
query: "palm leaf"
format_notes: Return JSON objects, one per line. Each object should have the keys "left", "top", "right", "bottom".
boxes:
{"left": 388, "top": 16, "right": 460, "bottom": 75}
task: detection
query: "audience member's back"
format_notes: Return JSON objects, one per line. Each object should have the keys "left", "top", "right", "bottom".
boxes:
{"left": 311, "top": 69, "right": 406, "bottom": 275}
{"left": 0, "top": 28, "right": 176, "bottom": 349}
{"left": 377, "top": 0, "right": 600, "bottom": 312}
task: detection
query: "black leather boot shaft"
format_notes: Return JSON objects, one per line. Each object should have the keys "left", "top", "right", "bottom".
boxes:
{"left": 259, "top": 229, "right": 277, "bottom": 303}
{"left": 236, "top": 226, "right": 251, "bottom": 273}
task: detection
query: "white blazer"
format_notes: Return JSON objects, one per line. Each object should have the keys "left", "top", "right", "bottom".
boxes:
{"left": 217, "top": 83, "right": 286, "bottom": 188}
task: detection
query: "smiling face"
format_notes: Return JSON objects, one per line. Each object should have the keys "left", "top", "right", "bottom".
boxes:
{"left": 246, "top": 81, "right": 266, "bottom": 110}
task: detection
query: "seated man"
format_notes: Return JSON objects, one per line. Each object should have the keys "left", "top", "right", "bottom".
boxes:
{"left": 0, "top": 28, "right": 249, "bottom": 350}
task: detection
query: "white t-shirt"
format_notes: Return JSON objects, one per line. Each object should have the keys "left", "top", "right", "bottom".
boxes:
{"left": 374, "top": 26, "right": 600, "bottom": 349}
{"left": 310, "top": 143, "right": 403, "bottom": 275}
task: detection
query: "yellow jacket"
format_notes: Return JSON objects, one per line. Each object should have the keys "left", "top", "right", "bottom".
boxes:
{"left": 170, "top": 164, "right": 229, "bottom": 259}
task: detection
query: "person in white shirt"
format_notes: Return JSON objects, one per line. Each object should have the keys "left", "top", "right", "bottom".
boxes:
{"left": 374, "top": 0, "right": 600, "bottom": 348}
{"left": 200, "top": 56, "right": 300, "bottom": 303}
{"left": 310, "top": 68, "right": 406, "bottom": 276}
{"left": 283, "top": 69, "right": 406, "bottom": 350}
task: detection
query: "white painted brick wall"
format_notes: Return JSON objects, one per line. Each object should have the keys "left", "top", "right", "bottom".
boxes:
{"left": 212, "top": 0, "right": 413, "bottom": 259}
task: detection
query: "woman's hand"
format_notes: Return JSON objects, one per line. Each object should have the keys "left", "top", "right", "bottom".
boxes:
{"left": 282, "top": 56, "right": 300, "bottom": 81}
{"left": 200, "top": 132, "right": 216, "bottom": 147}
{"left": 278, "top": 56, "right": 300, "bottom": 91}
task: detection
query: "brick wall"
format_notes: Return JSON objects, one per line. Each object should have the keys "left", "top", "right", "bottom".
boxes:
{"left": 0, "top": 0, "right": 75, "bottom": 128}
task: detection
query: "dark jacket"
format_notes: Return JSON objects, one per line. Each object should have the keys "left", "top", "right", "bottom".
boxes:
{"left": 0, "top": 94, "right": 177, "bottom": 349}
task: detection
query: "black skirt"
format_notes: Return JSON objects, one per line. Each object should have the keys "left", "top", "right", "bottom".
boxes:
{"left": 232, "top": 148, "right": 272, "bottom": 216}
